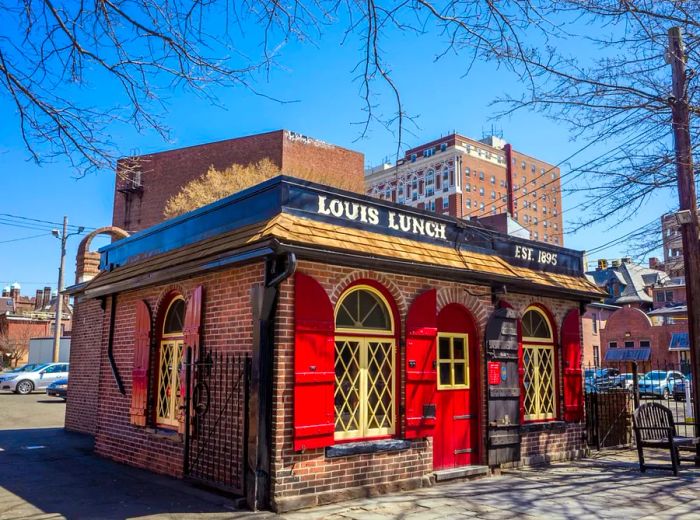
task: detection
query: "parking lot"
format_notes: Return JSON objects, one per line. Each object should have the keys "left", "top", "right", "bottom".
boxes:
{"left": 0, "top": 390, "right": 67, "bottom": 429}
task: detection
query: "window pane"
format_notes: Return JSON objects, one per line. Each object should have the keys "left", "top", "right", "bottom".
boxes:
{"left": 336, "top": 289, "right": 391, "bottom": 331}
{"left": 439, "top": 363, "right": 451, "bottom": 386}
{"left": 453, "top": 337, "right": 465, "bottom": 360}
{"left": 454, "top": 363, "right": 466, "bottom": 385}
{"left": 334, "top": 340, "right": 361, "bottom": 434}
{"left": 522, "top": 309, "right": 552, "bottom": 339}
{"left": 163, "top": 299, "right": 185, "bottom": 334}
{"left": 438, "top": 337, "right": 450, "bottom": 360}
{"left": 366, "top": 342, "right": 393, "bottom": 431}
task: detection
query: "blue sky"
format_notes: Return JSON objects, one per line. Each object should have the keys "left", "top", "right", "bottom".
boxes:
{"left": 0, "top": 11, "right": 679, "bottom": 295}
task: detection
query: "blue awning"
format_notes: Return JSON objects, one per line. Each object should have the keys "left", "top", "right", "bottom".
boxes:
{"left": 669, "top": 332, "right": 690, "bottom": 351}
{"left": 604, "top": 347, "right": 651, "bottom": 362}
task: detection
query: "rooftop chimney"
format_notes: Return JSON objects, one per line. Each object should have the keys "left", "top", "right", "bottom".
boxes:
{"left": 611, "top": 259, "right": 621, "bottom": 268}
{"left": 42, "top": 286, "right": 52, "bottom": 310}
{"left": 649, "top": 257, "right": 660, "bottom": 269}
{"left": 622, "top": 256, "right": 632, "bottom": 264}
{"left": 597, "top": 259, "right": 608, "bottom": 271}
{"left": 35, "top": 289, "right": 44, "bottom": 310}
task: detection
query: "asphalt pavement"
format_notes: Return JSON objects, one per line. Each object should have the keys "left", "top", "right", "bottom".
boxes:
{"left": 2, "top": 390, "right": 700, "bottom": 519}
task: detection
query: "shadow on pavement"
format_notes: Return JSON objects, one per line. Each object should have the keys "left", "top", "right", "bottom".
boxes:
{"left": 0, "top": 428, "right": 264, "bottom": 519}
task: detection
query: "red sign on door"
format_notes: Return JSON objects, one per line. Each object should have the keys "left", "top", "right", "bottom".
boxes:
{"left": 488, "top": 362, "right": 502, "bottom": 385}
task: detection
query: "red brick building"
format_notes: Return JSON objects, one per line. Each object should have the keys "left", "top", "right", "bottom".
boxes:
{"left": 365, "top": 134, "right": 563, "bottom": 245}
{"left": 0, "top": 283, "right": 72, "bottom": 367}
{"left": 113, "top": 130, "right": 364, "bottom": 233}
{"left": 66, "top": 176, "right": 601, "bottom": 512}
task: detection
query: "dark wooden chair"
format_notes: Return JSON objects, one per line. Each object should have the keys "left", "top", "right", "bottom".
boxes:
{"left": 632, "top": 402, "right": 700, "bottom": 475}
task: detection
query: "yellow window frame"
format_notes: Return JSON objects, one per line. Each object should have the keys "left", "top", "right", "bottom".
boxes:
{"left": 156, "top": 296, "right": 185, "bottom": 427}
{"left": 334, "top": 285, "right": 395, "bottom": 335}
{"left": 523, "top": 344, "right": 556, "bottom": 421}
{"left": 334, "top": 336, "right": 395, "bottom": 441}
{"left": 156, "top": 339, "right": 184, "bottom": 427}
{"left": 437, "top": 333, "right": 470, "bottom": 390}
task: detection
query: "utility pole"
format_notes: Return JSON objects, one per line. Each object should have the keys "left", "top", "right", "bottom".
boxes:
{"left": 51, "top": 217, "right": 84, "bottom": 363}
{"left": 668, "top": 27, "right": 700, "bottom": 464}
{"left": 52, "top": 217, "right": 68, "bottom": 363}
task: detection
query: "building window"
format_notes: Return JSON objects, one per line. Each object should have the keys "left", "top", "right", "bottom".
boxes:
{"left": 156, "top": 296, "right": 185, "bottom": 427}
{"left": 437, "top": 333, "right": 470, "bottom": 389}
{"left": 479, "top": 171, "right": 485, "bottom": 181}
{"left": 609, "top": 341, "right": 618, "bottom": 348}
{"left": 465, "top": 167, "right": 471, "bottom": 177}
{"left": 491, "top": 205, "right": 497, "bottom": 215}
{"left": 466, "top": 200, "right": 471, "bottom": 208}
{"left": 465, "top": 184, "right": 471, "bottom": 192}
{"left": 593, "top": 345, "right": 600, "bottom": 367}
{"left": 534, "top": 231, "right": 539, "bottom": 239}
{"left": 430, "top": 200, "right": 436, "bottom": 212}
{"left": 640, "top": 340, "right": 651, "bottom": 348}
{"left": 592, "top": 313, "right": 598, "bottom": 334}
{"left": 443, "top": 196, "right": 449, "bottom": 209}
{"left": 521, "top": 161, "right": 526, "bottom": 169}
{"left": 522, "top": 307, "right": 556, "bottom": 422}
{"left": 624, "top": 341, "right": 635, "bottom": 348}
{"left": 334, "top": 286, "right": 395, "bottom": 441}
{"left": 410, "top": 154, "right": 417, "bottom": 162}
{"left": 490, "top": 175, "right": 496, "bottom": 184}
{"left": 480, "top": 203, "right": 485, "bottom": 210}
{"left": 491, "top": 191, "right": 496, "bottom": 200}
{"left": 479, "top": 187, "right": 485, "bottom": 196}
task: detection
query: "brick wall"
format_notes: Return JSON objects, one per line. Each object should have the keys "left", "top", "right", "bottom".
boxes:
{"left": 113, "top": 130, "right": 364, "bottom": 233}
{"left": 69, "top": 254, "right": 586, "bottom": 510}
{"left": 269, "top": 260, "right": 584, "bottom": 512}
{"left": 86, "top": 264, "right": 263, "bottom": 477}
{"left": 65, "top": 298, "right": 106, "bottom": 434}
{"left": 601, "top": 306, "right": 684, "bottom": 366}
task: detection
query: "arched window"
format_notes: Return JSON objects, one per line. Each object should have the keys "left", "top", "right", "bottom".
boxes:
{"left": 522, "top": 306, "right": 556, "bottom": 421}
{"left": 334, "top": 285, "right": 395, "bottom": 441}
{"left": 157, "top": 296, "right": 185, "bottom": 427}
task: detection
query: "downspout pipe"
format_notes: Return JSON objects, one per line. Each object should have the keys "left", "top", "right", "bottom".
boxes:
{"left": 247, "top": 252, "right": 297, "bottom": 510}
{"left": 107, "top": 293, "right": 125, "bottom": 395}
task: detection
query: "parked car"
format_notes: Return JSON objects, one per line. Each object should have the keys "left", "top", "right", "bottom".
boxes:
{"left": 1, "top": 363, "right": 44, "bottom": 375}
{"left": 593, "top": 368, "right": 622, "bottom": 390}
{"left": 46, "top": 378, "right": 68, "bottom": 400}
{"left": 638, "top": 370, "right": 685, "bottom": 399}
{"left": 0, "top": 363, "right": 69, "bottom": 395}
{"left": 615, "top": 373, "right": 639, "bottom": 390}
{"left": 673, "top": 377, "right": 693, "bottom": 402}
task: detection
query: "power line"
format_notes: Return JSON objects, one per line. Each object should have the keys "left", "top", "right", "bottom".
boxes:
{"left": 0, "top": 213, "right": 94, "bottom": 231}
{"left": 463, "top": 123, "right": 659, "bottom": 220}
{"left": 0, "top": 233, "right": 50, "bottom": 245}
{"left": 585, "top": 216, "right": 660, "bottom": 255}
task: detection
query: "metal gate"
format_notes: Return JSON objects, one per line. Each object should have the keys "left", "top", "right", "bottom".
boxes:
{"left": 183, "top": 348, "right": 250, "bottom": 495}
{"left": 585, "top": 388, "right": 633, "bottom": 449}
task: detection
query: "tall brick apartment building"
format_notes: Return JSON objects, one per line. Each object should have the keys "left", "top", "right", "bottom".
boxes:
{"left": 365, "top": 134, "right": 563, "bottom": 245}
{"left": 66, "top": 176, "right": 600, "bottom": 512}
{"left": 113, "top": 130, "right": 364, "bottom": 232}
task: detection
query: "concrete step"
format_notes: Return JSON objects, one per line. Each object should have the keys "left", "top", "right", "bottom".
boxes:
{"left": 434, "top": 465, "right": 490, "bottom": 482}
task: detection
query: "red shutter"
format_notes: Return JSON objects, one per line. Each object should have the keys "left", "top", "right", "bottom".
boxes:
{"left": 405, "top": 289, "right": 437, "bottom": 439}
{"left": 130, "top": 300, "right": 152, "bottom": 426}
{"left": 561, "top": 308, "right": 584, "bottom": 422}
{"left": 179, "top": 285, "right": 204, "bottom": 434}
{"left": 294, "top": 272, "right": 335, "bottom": 450}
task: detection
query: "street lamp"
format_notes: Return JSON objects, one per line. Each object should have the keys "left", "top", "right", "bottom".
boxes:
{"left": 51, "top": 217, "right": 84, "bottom": 363}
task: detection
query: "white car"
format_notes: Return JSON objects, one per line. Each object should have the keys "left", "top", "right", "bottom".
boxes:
{"left": 0, "top": 363, "right": 69, "bottom": 394}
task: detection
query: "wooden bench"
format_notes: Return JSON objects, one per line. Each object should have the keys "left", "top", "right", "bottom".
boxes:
{"left": 632, "top": 402, "right": 700, "bottom": 475}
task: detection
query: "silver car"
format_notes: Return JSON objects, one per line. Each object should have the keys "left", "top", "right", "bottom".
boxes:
{"left": 0, "top": 363, "right": 69, "bottom": 394}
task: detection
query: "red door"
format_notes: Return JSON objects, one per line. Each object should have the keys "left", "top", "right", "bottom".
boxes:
{"left": 433, "top": 304, "right": 480, "bottom": 470}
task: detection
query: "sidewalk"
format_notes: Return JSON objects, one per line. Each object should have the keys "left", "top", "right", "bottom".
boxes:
{"left": 280, "top": 450, "right": 700, "bottom": 520}
{"left": 1, "top": 422, "right": 699, "bottom": 519}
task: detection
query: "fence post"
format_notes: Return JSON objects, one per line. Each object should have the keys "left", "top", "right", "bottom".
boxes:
{"left": 632, "top": 362, "right": 640, "bottom": 410}
{"left": 183, "top": 346, "right": 192, "bottom": 477}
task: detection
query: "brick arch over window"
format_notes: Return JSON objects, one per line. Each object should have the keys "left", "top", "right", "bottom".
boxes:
{"left": 152, "top": 283, "right": 188, "bottom": 326}
{"left": 75, "top": 226, "right": 130, "bottom": 283}
{"left": 436, "top": 287, "right": 490, "bottom": 329}
{"left": 331, "top": 270, "right": 407, "bottom": 317}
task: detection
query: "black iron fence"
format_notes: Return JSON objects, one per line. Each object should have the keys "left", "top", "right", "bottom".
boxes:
{"left": 584, "top": 360, "right": 696, "bottom": 450}
{"left": 183, "top": 348, "right": 251, "bottom": 495}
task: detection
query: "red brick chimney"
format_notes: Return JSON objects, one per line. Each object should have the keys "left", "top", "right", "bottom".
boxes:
{"left": 35, "top": 289, "right": 44, "bottom": 310}
{"left": 42, "top": 286, "right": 52, "bottom": 309}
